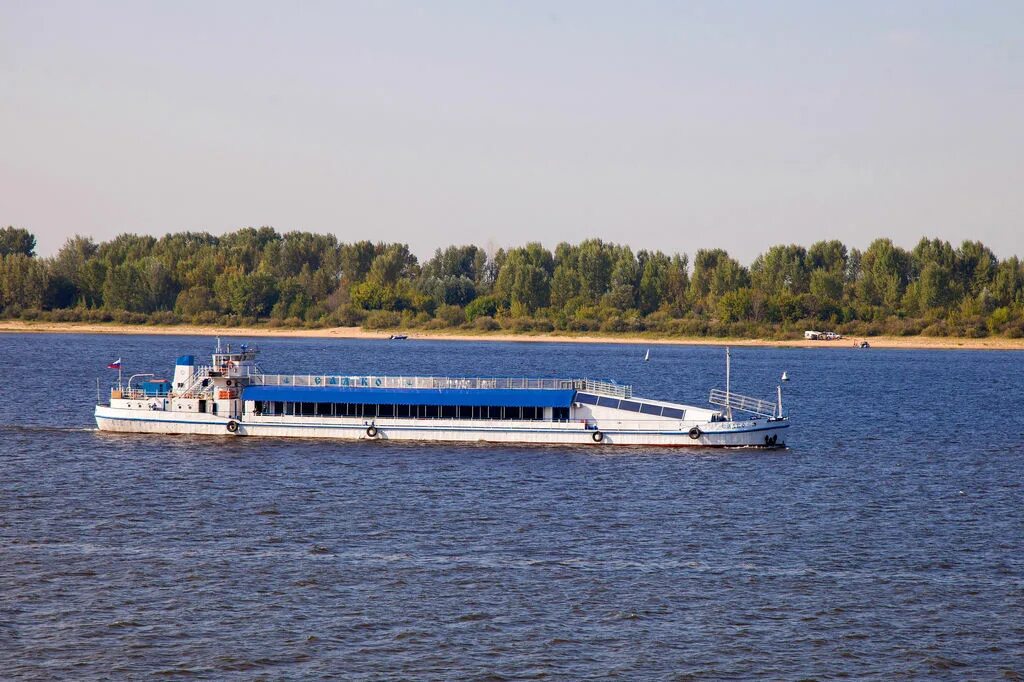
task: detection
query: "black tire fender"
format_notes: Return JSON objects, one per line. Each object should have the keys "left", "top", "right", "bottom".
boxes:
{"left": 688, "top": 427, "right": 702, "bottom": 440}
{"left": 226, "top": 420, "right": 239, "bottom": 433}
{"left": 366, "top": 426, "right": 378, "bottom": 438}
{"left": 592, "top": 430, "right": 604, "bottom": 443}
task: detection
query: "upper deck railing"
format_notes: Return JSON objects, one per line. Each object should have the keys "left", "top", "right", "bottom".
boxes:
{"left": 249, "top": 374, "right": 633, "bottom": 398}
{"left": 708, "top": 389, "right": 777, "bottom": 418}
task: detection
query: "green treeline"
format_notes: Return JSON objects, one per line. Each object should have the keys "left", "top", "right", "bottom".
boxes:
{"left": 2, "top": 225, "right": 1024, "bottom": 338}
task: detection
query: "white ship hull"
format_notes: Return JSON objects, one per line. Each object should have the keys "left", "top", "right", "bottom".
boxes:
{"left": 94, "top": 405, "right": 789, "bottom": 448}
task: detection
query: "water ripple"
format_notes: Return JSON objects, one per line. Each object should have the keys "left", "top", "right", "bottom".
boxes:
{"left": 1, "top": 335, "right": 1022, "bottom": 679}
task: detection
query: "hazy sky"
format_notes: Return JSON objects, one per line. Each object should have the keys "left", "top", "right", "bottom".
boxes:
{"left": 2, "top": 1, "right": 1022, "bottom": 263}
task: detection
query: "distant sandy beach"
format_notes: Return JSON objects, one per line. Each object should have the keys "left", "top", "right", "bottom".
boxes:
{"left": 1, "top": 320, "right": 1022, "bottom": 350}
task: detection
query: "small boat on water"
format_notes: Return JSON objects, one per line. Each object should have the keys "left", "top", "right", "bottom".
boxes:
{"left": 389, "top": 334, "right": 408, "bottom": 340}
{"left": 94, "top": 342, "right": 790, "bottom": 447}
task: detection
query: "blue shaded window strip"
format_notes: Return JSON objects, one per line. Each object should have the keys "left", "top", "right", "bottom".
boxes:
{"left": 252, "top": 401, "right": 554, "bottom": 421}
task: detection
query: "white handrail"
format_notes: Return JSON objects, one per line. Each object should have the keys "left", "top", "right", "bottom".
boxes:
{"left": 248, "top": 374, "right": 633, "bottom": 398}
{"left": 708, "top": 388, "right": 776, "bottom": 418}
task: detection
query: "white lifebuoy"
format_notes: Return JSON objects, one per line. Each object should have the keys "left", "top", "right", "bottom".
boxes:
{"left": 592, "top": 431, "right": 604, "bottom": 443}
{"left": 688, "top": 427, "right": 702, "bottom": 440}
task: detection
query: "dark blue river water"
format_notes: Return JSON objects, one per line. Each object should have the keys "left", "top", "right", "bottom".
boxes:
{"left": 1, "top": 333, "right": 1022, "bottom": 679}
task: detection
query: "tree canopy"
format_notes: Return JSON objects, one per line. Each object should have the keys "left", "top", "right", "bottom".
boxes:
{"left": 2, "top": 227, "right": 1023, "bottom": 338}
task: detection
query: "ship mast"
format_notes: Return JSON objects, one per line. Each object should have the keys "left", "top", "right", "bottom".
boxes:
{"left": 725, "top": 347, "right": 732, "bottom": 421}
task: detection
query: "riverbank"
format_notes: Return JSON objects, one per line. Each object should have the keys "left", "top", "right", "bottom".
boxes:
{"left": 2, "top": 320, "right": 1022, "bottom": 350}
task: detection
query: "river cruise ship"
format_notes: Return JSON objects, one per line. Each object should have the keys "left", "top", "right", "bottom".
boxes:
{"left": 94, "top": 342, "right": 790, "bottom": 447}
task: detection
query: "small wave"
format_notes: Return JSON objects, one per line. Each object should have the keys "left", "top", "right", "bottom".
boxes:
{"left": 0, "top": 424, "right": 97, "bottom": 435}
{"left": 108, "top": 620, "right": 142, "bottom": 628}
{"left": 455, "top": 612, "right": 492, "bottom": 622}
{"left": 926, "top": 655, "right": 968, "bottom": 671}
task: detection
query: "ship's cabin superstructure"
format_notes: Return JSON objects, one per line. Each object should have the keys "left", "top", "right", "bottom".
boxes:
{"left": 107, "top": 342, "right": 717, "bottom": 427}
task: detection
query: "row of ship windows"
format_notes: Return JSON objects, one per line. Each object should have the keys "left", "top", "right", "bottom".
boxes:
{"left": 252, "top": 401, "right": 572, "bottom": 421}
{"left": 575, "top": 393, "right": 685, "bottom": 419}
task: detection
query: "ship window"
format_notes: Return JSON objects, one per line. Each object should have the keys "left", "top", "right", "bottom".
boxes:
{"left": 487, "top": 406, "right": 502, "bottom": 420}
{"left": 552, "top": 407, "right": 570, "bottom": 421}
{"left": 301, "top": 402, "right": 316, "bottom": 416}
{"left": 662, "top": 407, "right": 684, "bottom": 419}
{"left": 378, "top": 404, "right": 395, "bottom": 418}
{"left": 597, "top": 396, "right": 619, "bottom": 409}
{"left": 315, "top": 403, "right": 331, "bottom": 417}
{"left": 576, "top": 393, "right": 598, "bottom": 405}
{"left": 441, "top": 405, "right": 457, "bottom": 419}
{"left": 424, "top": 405, "right": 440, "bottom": 419}
{"left": 396, "top": 404, "right": 411, "bottom": 418}
{"left": 274, "top": 401, "right": 284, "bottom": 415}
{"left": 458, "top": 406, "right": 473, "bottom": 419}
{"left": 640, "top": 404, "right": 663, "bottom": 416}
{"left": 619, "top": 400, "right": 641, "bottom": 412}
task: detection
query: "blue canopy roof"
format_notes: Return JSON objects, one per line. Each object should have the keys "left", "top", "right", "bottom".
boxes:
{"left": 242, "top": 385, "right": 576, "bottom": 408}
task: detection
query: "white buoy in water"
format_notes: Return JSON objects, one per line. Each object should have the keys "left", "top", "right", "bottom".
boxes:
{"left": 781, "top": 371, "right": 789, "bottom": 382}
{"left": 644, "top": 348, "right": 650, "bottom": 362}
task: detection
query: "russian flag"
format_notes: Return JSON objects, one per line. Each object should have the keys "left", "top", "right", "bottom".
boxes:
{"left": 107, "top": 358, "right": 122, "bottom": 369}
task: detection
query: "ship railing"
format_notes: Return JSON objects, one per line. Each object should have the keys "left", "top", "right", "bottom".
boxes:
{"left": 176, "top": 365, "right": 213, "bottom": 398}
{"left": 116, "top": 388, "right": 148, "bottom": 400}
{"left": 578, "top": 379, "right": 632, "bottom": 398}
{"left": 173, "top": 364, "right": 265, "bottom": 398}
{"left": 249, "top": 374, "right": 632, "bottom": 397}
{"left": 708, "top": 389, "right": 777, "bottom": 418}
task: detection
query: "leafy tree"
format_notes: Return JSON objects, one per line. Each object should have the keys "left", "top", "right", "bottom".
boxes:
{"left": 102, "top": 263, "right": 150, "bottom": 312}
{"left": 956, "top": 240, "right": 997, "bottom": 297}
{"left": 0, "top": 227, "right": 36, "bottom": 257}
{"left": 807, "top": 240, "right": 848, "bottom": 273}
{"left": 690, "top": 249, "right": 748, "bottom": 311}
{"left": 856, "top": 239, "right": 911, "bottom": 310}
{"left": 750, "top": 244, "right": 809, "bottom": 296}
{"left": 576, "top": 239, "right": 613, "bottom": 303}
{"left": 0, "top": 253, "right": 48, "bottom": 309}
{"left": 175, "top": 286, "right": 218, "bottom": 316}
{"left": 339, "top": 240, "right": 377, "bottom": 285}
{"left": 604, "top": 247, "right": 639, "bottom": 311}
{"left": 215, "top": 269, "right": 278, "bottom": 317}
{"left": 549, "top": 263, "right": 579, "bottom": 309}
{"left": 663, "top": 254, "right": 689, "bottom": 314}
{"left": 350, "top": 280, "right": 398, "bottom": 310}
{"left": 368, "top": 244, "right": 418, "bottom": 286}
